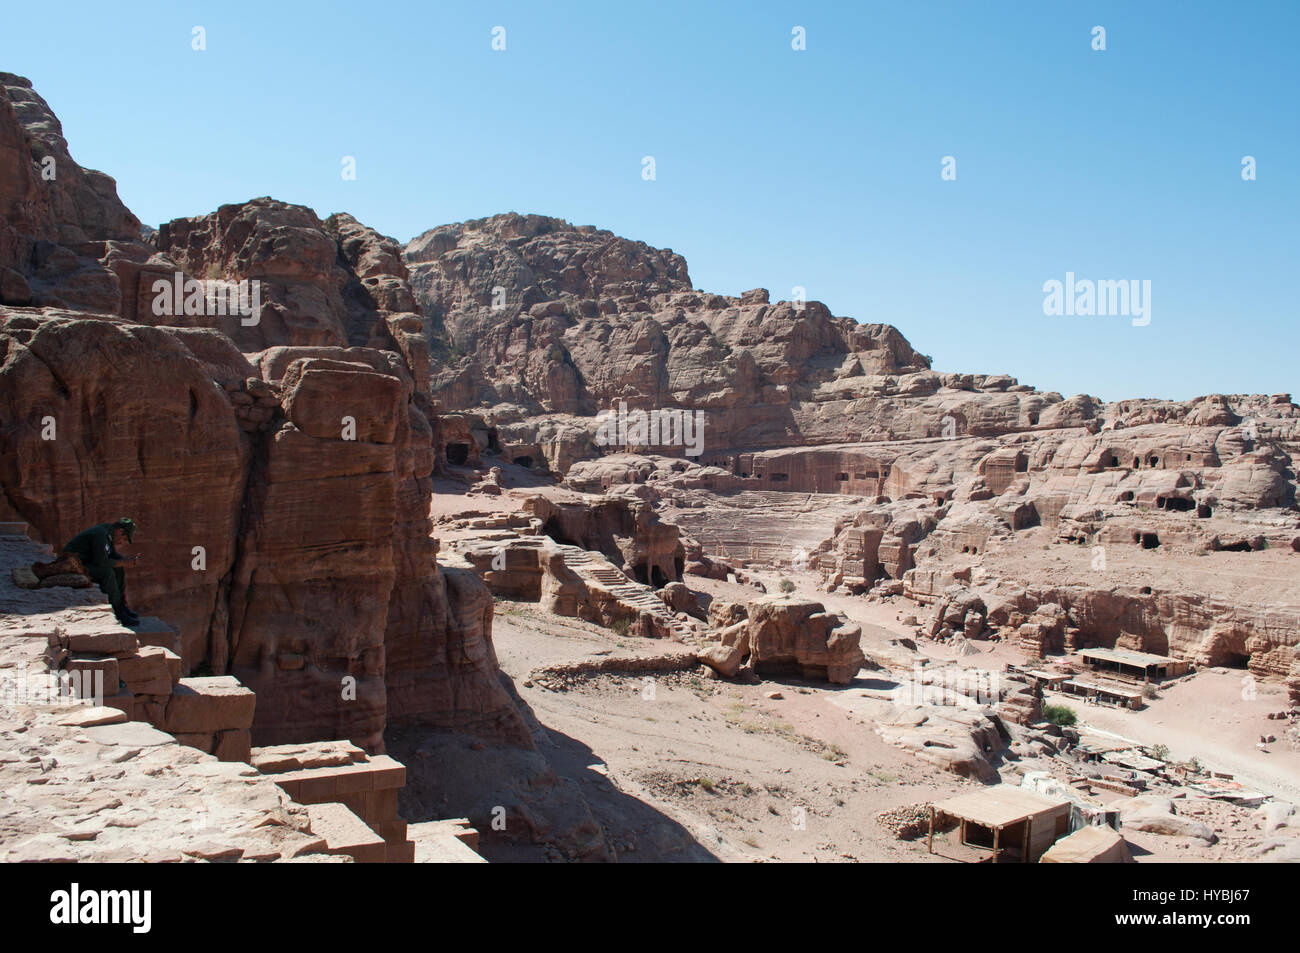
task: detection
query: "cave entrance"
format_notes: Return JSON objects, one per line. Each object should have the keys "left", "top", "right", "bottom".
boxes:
{"left": 446, "top": 442, "right": 470, "bottom": 466}
{"left": 1157, "top": 496, "right": 1195, "bottom": 512}
{"left": 631, "top": 563, "right": 650, "bottom": 585}
{"left": 650, "top": 566, "right": 668, "bottom": 588}
{"left": 674, "top": 556, "right": 684, "bottom": 579}
{"left": 513, "top": 455, "right": 533, "bottom": 469}
{"left": 486, "top": 428, "right": 500, "bottom": 452}
{"left": 1135, "top": 532, "right": 1160, "bottom": 549}
{"left": 542, "top": 517, "right": 577, "bottom": 547}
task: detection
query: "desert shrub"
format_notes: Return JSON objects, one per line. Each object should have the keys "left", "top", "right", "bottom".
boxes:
{"left": 609, "top": 616, "right": 632, "bottom": 637}
{"left": 1043, "top": 704, "right": 1077, "bottom": 727}
{"left": 778, "top": 578, "right": 795, "bottom": 593}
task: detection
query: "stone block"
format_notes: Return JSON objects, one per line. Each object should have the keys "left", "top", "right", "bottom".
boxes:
{"left": 364, "top": 786, "right": 399, "bottom": 822}
{"left": 366, "top": 755, "right": 406, "bottom": 790}
{"left": 100, "top": 692, "right": 136, "bottom": 718}
{"left": 375, "top": 819, "right": 407, "bottom": 844}
{"left": 117, "top": 645, "right": 175, "bottom": 695}
{"left": 214, "top": 729, "right": 251, "bottom": 763}
{"left": 172, "top": 732, "right": 215, "bottom": 754}
{"left": 305, "top": 802, "right": 387, "bottom": 864}
{"left": 58, "top": 628, "right": 138, "bottom": 656}
{"left": 163, "top": 676, "right": 256, "bottom": 733}
{"left": 64, "top": 655, "right": 118, "bottom": 697}
{"left": 83, "top": 721, "right": 176, "bottom": 748}
{"left": 386, "top": 840, "right": 416, "bottom": 864}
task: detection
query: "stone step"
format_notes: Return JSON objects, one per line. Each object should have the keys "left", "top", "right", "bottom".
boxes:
{"left": 271, "top": 755, "right": 406, "bottom": 804}
{"left": 409, "top": 820, "right": 487, "bottom": 864}
{"left": 118, "top": 645, "right": 182, "bottom": 695}
{"left": 305, "top": 802, "right": 388, "bottom": 864}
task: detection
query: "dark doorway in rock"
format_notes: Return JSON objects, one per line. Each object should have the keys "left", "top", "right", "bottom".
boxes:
{"left": 1118, "top": 491, "right": 1134, "bottom": 502}
{"left": 674, "top": 557, "right": 684, "bottom": 579}
{"left": 1158, "top": 496, "right": 1195, "bottom": 512}
{"left": 542, "top": 517, "right": 577, "bottom": 547}
{"left": 1197, "top": 504, "right": 1213, "bottom": 519}
{"left": 486, "top": 428, "right": 500, "bottom": 452}
{"left": 651, "top": 566, "right": 668, "bottom": 588}
{"left": 1138, "top": 532, "right": 1160, "bottom": 549}
{"left": 513, "top": 455, "right": 533, "bottom": 469}
{"left": 446, "top": 442, "right": 470, "bottom": 465}
{"left": 632, "top": 563, "right": 650, "bottom": 585}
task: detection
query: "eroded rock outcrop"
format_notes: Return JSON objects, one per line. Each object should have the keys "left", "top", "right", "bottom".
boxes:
{"left": 0, "top": 77, "right": 527, "bottom": 754}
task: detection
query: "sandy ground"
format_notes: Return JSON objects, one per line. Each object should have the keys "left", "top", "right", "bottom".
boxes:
{"left": 490, "top": 600, "right": 968, "bottom": 862}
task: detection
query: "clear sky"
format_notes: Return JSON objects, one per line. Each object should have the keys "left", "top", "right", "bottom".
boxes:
{"left": 4, "top": 1, "right": 1296, "bottom": 402}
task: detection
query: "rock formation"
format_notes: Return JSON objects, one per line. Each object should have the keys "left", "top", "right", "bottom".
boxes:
{"left": 0, "top": 75, "right": 525, "bottom": 754}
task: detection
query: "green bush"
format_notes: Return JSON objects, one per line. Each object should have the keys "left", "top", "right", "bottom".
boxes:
{"left": 609, "top": 616, "right": 632, "bottom": 637}
{"left": 1043, "top": 704, "right": 1077, "bottom": 727}
{"left": 778, "top": 578, "right": 795, "bottom": 593}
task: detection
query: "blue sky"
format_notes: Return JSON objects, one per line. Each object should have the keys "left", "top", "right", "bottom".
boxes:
{"left": 4, "top": 1, "right": 1296, "bottom": 402}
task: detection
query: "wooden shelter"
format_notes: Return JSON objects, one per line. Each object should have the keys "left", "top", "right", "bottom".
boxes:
{"left": 928, "top": 785, "right": 1071, "bottom": 863}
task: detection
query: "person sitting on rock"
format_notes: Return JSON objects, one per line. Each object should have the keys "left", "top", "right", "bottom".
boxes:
{"left": 61, "top": 518, "right": 142, "bottom": 627}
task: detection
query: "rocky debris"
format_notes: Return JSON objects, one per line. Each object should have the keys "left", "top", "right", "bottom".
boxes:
{"left": 876, "top": 802, "right": 934, "bottom": 840}
{"left": 698, "top": 622, "right": 751, "bottom": 679}
{"left": 707, "top": 600, "right": 748, "bottom": 629}
{"left": 928, "top": 587, "right": 988, "bottom": 641}
{"left": 523, "top": 650, "right": 700, "bottom": 692}
{"left": 1116, "top": 795, "right": 1218, "bottom": 844}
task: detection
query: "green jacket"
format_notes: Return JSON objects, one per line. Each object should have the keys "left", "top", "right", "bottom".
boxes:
{"left": 63, "top": 523, "right": 123, "bottom": 570}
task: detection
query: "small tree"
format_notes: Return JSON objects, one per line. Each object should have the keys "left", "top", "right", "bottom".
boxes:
{"left": 1043, "top": 704, "right": 1077, "bottom": 727}
{"left": 779, "top": 578, "right": 795, "bottom": 593}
